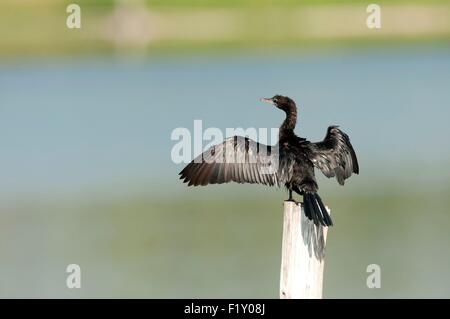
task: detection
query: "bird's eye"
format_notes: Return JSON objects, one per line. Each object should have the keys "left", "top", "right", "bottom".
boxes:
{"left": 273, "top": 98, "right": 278, "bottom": 103}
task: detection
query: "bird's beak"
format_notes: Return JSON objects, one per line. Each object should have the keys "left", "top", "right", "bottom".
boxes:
{"left": 260, "top": 97, "right": 274, "bottom": 105}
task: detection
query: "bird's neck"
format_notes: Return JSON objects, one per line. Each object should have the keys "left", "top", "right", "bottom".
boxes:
{"left": 279, "top": 107, "right": 297, "bottom": 140}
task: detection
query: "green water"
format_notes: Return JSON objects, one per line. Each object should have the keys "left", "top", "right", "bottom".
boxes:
{"left": 2, "top": 186, "right": 450, "bottom": 298}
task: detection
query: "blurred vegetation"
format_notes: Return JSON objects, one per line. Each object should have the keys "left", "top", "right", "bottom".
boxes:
{"left": 1, "top": 0, "right": 449, "bottom": 59}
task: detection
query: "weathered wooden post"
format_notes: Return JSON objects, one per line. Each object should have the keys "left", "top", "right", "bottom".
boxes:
{"left": 279, "top": 201, "right": 330, "bottom": 299}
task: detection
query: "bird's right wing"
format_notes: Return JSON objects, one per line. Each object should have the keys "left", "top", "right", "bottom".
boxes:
{"left": 179, "top": 136, "right": 281, "bottom": 187}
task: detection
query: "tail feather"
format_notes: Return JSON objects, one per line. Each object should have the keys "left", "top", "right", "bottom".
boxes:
{"left": 303, "top": 194, "right": 313, "bottom": 220}
{"left": 315, "top": 193, "right": 333, "bottom": 226}
{"left": 303, "top": 193, "right": 333, "bottom": 227}
{"left": 310, "top": 194, "right": 327, "bottom": 227}
{"left": 304, "top": 193, "right": 320, "bottom": 226}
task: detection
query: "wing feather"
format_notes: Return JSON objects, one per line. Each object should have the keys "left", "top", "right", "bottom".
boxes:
{"left": 309, "top": 126, "right": 359, "bottom": 185}
{"left": 179, "top": 136, "right": 282, "bottom": 187}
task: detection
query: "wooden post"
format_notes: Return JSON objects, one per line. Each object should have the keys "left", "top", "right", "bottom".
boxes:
{"left": 279, "top": 201, "right": 330, "bottom": 299}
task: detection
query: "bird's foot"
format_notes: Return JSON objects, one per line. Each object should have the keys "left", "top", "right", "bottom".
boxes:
{"left": 286, "top": 189, "right": 300, "bottom": 205}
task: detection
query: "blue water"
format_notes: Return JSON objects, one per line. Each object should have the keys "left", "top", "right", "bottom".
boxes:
{"left": 1, "top": 47, "right": 450, "bottom": 298}
{"left": 1, "top": 47, "right": 450, "bottom": 200}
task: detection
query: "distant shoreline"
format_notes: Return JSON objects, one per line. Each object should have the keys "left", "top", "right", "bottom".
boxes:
{"left": 1, "top": 3, "right": 449, "bottom": 58}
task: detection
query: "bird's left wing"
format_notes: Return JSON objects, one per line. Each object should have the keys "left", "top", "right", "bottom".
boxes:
{"left": 179, "top": 136, "right": 281, "bottom": 187}
{"left": 308, "top": 126, "right": 359, "bottom": 185}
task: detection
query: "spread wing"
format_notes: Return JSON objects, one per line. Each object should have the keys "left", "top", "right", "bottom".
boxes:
{"left": 309, "top": 126, "right": 359, "bottom": 185}
{"left": 179, "top": 136, "right": 280, "bottom": 187}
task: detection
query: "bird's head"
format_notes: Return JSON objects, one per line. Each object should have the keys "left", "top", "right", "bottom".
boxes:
{"left": 260, "top": 95, "right": 296, "bottom": 113}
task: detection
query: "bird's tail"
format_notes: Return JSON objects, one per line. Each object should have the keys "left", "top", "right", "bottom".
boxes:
{"left": 303, "top": 193, "right": 333, "bottom": 227}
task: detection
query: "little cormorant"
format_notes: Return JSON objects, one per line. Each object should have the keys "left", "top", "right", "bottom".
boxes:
{"left": 179, "top": 95, "right": 359, "bottom": 227}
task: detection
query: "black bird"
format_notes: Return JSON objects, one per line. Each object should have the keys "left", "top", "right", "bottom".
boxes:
{"left": 179, "top": 95, "right": 359, "bottom": 226}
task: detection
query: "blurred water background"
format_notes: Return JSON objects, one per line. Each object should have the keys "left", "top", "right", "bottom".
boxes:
{"left": 0, "top": 0, "right": 450, "bottom": 298}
